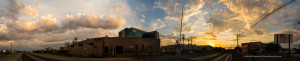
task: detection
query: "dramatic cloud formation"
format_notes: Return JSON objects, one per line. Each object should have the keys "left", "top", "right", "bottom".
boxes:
{"left": 0, "top": 0, "right": 299, "bottom": 50}
{"left": 155, "top": 0, "right": 299, "bottom": 48}
{"left": 0, "top": 0, "right": 24, "bottom": 20}
{"left": 0, "top": 0, "right": 130, "bottom": 50}
{"left": 154, "top": 0, "right": 205, "bottom": 33}
{"left": 62, "top": 13, "right": 126, "bottom": 30}
{"left": 203, "top": 0, "right": 300, "bottom": 48}
{"left": 149, "top": 19, "right": 166, "bottom": 31}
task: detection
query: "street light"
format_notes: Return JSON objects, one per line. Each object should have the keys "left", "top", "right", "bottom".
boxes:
{"left": 9, "top": 41, "right": 14, "bottom": 51}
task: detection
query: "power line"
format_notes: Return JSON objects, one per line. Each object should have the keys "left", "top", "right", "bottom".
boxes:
{"left": 250, "top": 0, "right": 296, "bottom": 29}
{"left": 240, "top": 0, "right": 296, "bottom": 35}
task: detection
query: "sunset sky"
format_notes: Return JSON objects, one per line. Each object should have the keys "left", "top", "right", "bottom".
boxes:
{"left": 0, "top": 0, "right": 299, "bottom": 51}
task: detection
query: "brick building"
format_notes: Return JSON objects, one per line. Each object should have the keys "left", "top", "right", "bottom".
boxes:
{"left": 66, "top": 27, "right": 160, "bottom": 57}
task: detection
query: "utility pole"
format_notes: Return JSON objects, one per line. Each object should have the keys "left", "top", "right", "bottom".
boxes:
{"left": 11, "top": 42, "right": 12, "bottom": 50}
{"left": 182, "top": 34, "right": 185, "bottom": 51}
{"left": 188, "top": 38, "right": 190, "bottom": 50}
{"left": 178, "top": 5, "right": 184, "bottom": 56}
{"left": 191, "top": 39, "right": 193, "bottom": 50}
{"left": 236, "top": 34, "right": 239, "bottom": 47}
{"left": 288, "top": 34, "right": 291, "bottom": 61}
{"left": 276, "top": 34, "right": 279, "bottom": 61}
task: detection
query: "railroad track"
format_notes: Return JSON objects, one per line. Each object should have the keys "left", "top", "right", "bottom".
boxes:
{"left": 22, "top": 53, "right": 34, "bottom": 61}
{"left": 22, "top": 52, "right": 60, "bottom": 61}
{"left": 210, "top": 53, "right": 232, "bottom": 61}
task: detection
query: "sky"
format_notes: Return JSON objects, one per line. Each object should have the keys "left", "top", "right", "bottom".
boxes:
{"left": 0, "top": 0, "right": 299, "bottom": 51}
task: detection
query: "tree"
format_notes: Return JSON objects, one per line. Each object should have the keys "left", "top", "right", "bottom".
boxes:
{"left": 265, "top": 43, "right": 281, "bottom": 53}
{"left": 234, "top": 47, "right": 242, "bottom": 52}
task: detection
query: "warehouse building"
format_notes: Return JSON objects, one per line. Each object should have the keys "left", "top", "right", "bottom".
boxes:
{"left": 66, "top": 27, "right": 160, "bottom": 57}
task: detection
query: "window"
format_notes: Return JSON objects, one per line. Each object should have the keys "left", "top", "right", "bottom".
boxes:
{"left": 89, "top": 43, "right": 94, "bottom": 45}
{"left": 104, "top": 47, "right": 108, "bottom": 53}
{"left": 79, "top": 44, "right": 83, "bottom": 47}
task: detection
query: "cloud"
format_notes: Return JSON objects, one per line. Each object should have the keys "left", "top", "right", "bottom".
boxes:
{"left": 150, "top": 19, "right": 166, "bottom": 31}
{"left": 22, "top": 5, "right": 39, "bottom": 18}
{"left": 62, "top": 13, "right": 126, "bottom": 30}
{"left": 5, "top": 15, "right": 58, "bottom": 33}
{"left": 279, "top": 30, "right": 300, "bottom": 42}
{"left": 203, "top": 0, "right": 299, "bottom": 39}
{"left": 0, "top": 0, "right": 132, "bottom": 50}
{"left": 0, "top": 0, "right": 24, "bottom": 20}
{"left": 154, "top": 0, "right": 206, "bottom": 34}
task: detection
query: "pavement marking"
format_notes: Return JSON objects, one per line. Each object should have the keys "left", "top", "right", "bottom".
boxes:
{"left": 212, "top": 53, "right": 228, "bottom": 61}
{"left": 189, "top": 53, "right": 221, "bottom": 61}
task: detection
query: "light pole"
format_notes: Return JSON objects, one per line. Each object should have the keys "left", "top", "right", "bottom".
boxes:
{"left": 9, "top": 41, "right": 14, "bottom": 51}
{"left": 11, "top": 42, "right": 12, "bottom": 50}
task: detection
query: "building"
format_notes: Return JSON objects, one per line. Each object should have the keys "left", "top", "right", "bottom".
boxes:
{"left": 241, "top": 42, "right": 266, "bottom": 53}
{"left": 119, "top": 27, "right": 159, "bottom": 39}
{"left": 274, "top": 34, "right": 293, "bottom": 43}
{"left": 45, "top": 47, "right": 55, "bottom": 51}
{"left": 1, "top": 50, "right": 7, "bottom": 54}
{"left": 161, "top": 45, "right": 178, "bottom": 54}
{"left": 66, "top": 28, "right": 160, "bottom": 57}
{"left": 60, "top": 47, "right": 66, "bottom": 50}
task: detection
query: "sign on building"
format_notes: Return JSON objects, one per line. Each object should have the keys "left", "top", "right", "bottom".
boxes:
{"left": 274, "top": 34, "right": 293, "bottom": 43}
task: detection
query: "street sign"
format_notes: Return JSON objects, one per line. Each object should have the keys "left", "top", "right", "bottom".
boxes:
{"left": 274, "top": 34, "right": 293, "bottom": 43}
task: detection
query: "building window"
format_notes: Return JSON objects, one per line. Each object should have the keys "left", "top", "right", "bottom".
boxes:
{"left": 104, "top": 47, "right": 108, "bottom": 53}
{"left": 79, "top": 44, "right": 83, "bottom": 47}
{"left": 89, "top": 43, "right": 94, "bottom": 45}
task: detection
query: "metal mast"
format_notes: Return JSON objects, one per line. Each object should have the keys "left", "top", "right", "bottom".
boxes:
{"left": 178, "top": 5, "right": 184, "bottom": 56}
{"left": 179, "top": 5, "right": 183, "bottom": 46}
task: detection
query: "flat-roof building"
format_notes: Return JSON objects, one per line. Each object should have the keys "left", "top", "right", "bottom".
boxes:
{"left": 66, "top": 28, "right": 160, "bottom": 57}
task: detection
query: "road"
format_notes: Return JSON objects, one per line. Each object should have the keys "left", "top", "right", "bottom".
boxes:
{"left": 0, "top": 52, "right": 60, "bottom": 61}
{"left": 2, "top": 52, "right": 300, "bottom": 61}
